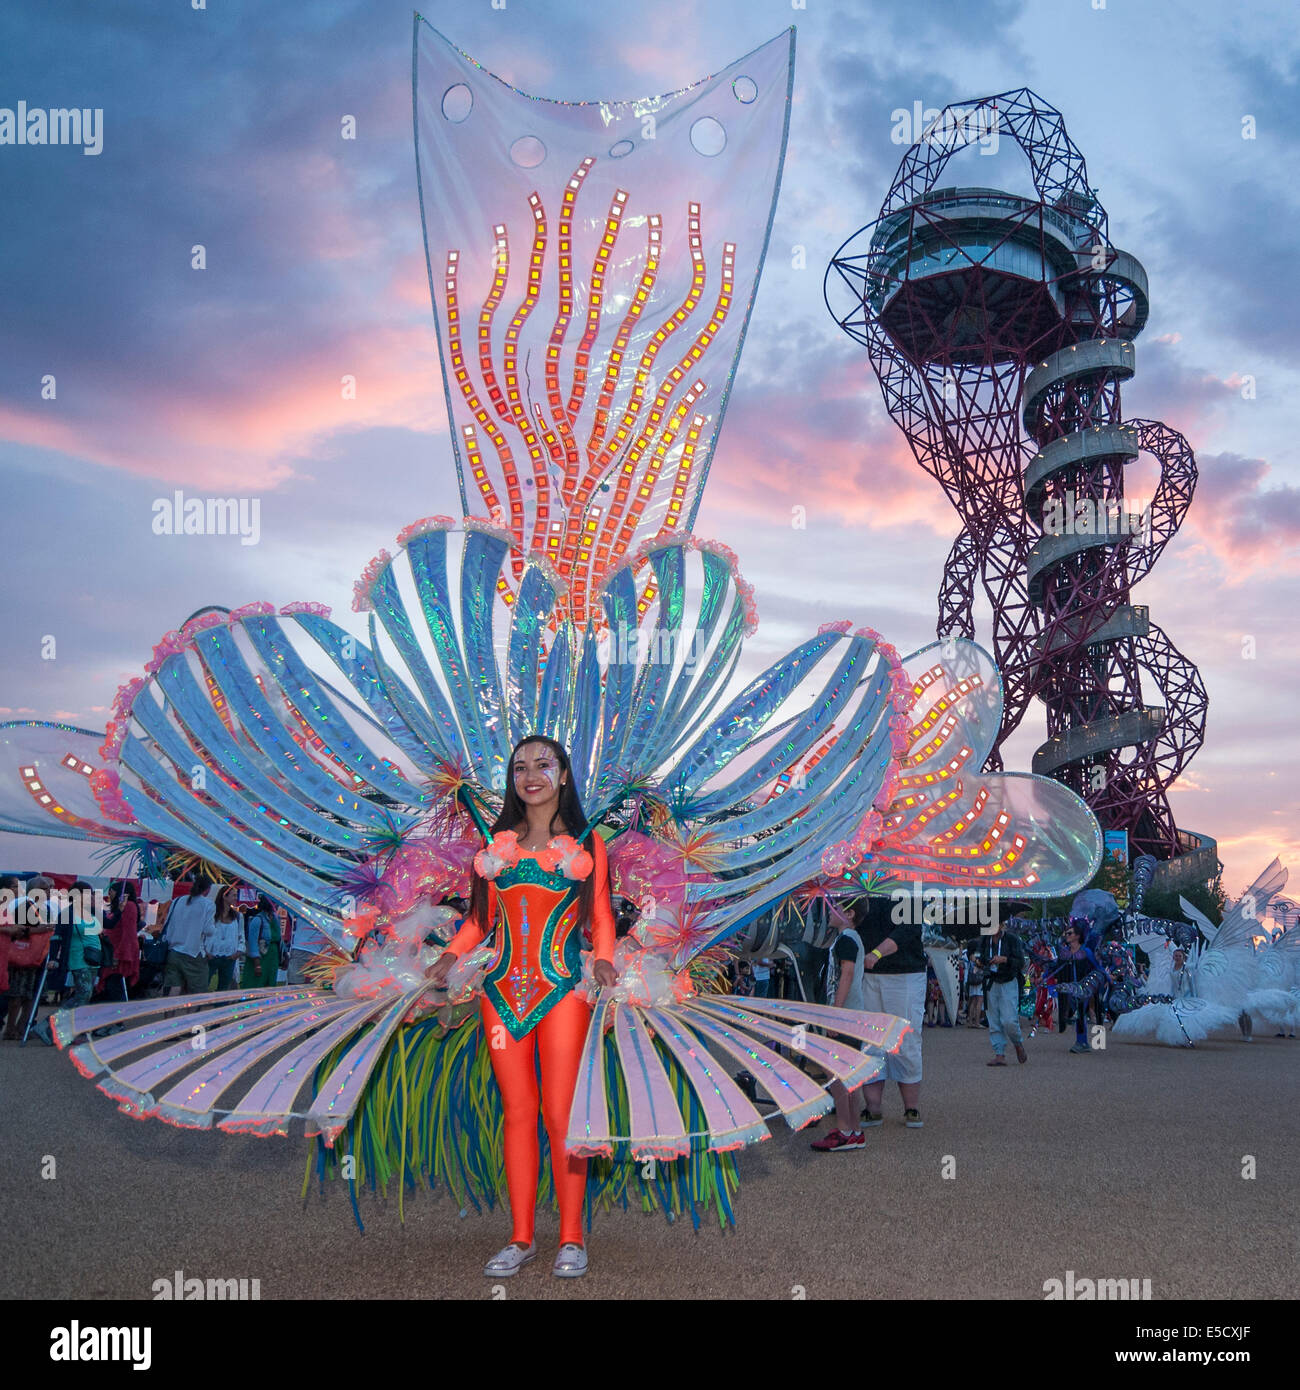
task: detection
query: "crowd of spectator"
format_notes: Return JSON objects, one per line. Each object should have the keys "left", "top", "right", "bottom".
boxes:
{"left": 0, "top": 871, "right": 331, "bottom": 1045}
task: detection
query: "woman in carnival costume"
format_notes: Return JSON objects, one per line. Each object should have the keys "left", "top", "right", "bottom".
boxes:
{"left": 2, "top": 25, "right": 1103, "bottom": 1272}
{"left": 428, "top": 734, "right": 619, "bottom": 1277}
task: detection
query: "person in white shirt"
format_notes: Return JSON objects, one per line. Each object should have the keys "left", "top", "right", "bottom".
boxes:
{"left": 208, "top": 884, "right": 243, "bottom": 990}
{"left": 162, "top": 876, "right": 217, "bottom": 996}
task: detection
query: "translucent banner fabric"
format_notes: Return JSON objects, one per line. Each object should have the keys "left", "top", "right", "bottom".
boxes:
{"left": 414, "top": 20, "right": 795, "bottom": 623}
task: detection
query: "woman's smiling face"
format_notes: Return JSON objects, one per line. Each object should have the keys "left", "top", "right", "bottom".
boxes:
{"left": 513, "top": 742, "right": 566, "bottom": 809}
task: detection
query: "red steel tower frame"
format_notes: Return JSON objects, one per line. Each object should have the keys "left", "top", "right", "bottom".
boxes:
{"left": 825, "top": 90, "right": 1208, "bottom": 861}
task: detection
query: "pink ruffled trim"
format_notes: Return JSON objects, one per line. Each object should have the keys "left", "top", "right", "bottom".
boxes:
{"left": 280, "top": 601, "right": 332, "bottom": 618}
{"left": 111, "top": 676, "right": 146, "bottom": 723}
{"left": 98, "top": 720, "right": 122, "bottom": 762}
{"left": 180, "top": 612, "right": 228, "bottom": 641}
{"left": 89, "top": 768, "right": 134, "bottom": 825}
{"left": 817, "top": 620, "right": 853, "bottom": 636}
{"left": 874, "top": 766, "right": 902, "bottom": 812}
{"left": 615, "top": 532, "right": 760, "bottom": 635}
{"left": 462, "top": 516, "right": 515, "bottom": 545}
{"left": 228, "top": 601, "right": 275, "bottom": 623}
{"left": 144, "top": 629, "right": 189, "bottom": 674}
{"left": 395, "top": 515, "right": 458, "bottom": 548}
{"left": 352, "top": 548, "right": 393, "bottom": 614}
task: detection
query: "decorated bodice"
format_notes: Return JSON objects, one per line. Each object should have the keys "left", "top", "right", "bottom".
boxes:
{"left": 445, "top": 829, "right": 616, "bottom": 1040}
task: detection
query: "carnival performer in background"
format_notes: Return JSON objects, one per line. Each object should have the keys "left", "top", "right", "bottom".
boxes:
{"left": 427, "top": 736, "right": 618, "bottom": 1279}
{"left": 1038, "top": 921, "right": 1102, "bottom": 1054}
{"left": 1115, "top": 859, "right": 1292, "bottom": 1047}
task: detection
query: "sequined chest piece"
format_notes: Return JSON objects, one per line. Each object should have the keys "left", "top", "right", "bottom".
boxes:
{"left": 485, "top": 855, "right": 586, "bottom": 1040}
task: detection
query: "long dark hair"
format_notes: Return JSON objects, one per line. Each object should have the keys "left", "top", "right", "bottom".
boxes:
{"left": 468, "top": 736, "right": 596, "bottom": 934}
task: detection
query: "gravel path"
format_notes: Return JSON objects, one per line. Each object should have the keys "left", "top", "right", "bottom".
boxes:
{"left": 3, "top": 1019, "right": 1294, "bottom": 1300}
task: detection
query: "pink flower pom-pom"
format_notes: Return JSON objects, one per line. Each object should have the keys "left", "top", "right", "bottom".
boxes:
{"left": 545, "top": 835, "right": 593, "bottom": 880}
{"left": 474, "top": 830, "right": 520, "bottom": 879}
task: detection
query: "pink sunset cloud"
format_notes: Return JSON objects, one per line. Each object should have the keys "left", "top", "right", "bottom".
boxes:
{"left": 0, "top": 322, "right": 443, "bottom": 491}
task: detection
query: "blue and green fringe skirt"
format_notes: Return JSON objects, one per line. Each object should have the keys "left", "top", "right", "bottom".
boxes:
{"left": 304, "top": 1008, "right": 741, "bottom": 1233}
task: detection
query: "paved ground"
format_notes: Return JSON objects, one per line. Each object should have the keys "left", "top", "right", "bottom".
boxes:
{"left": 3, "top": 1018, "right": 1295, "bottom": 1301}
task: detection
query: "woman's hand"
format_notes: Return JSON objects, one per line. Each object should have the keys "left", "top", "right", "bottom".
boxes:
{"left": 425, "top": 950, "right": 458, "bottom": 990}
{"left": 593, "top": 959, "right": 618, "bottom": 989}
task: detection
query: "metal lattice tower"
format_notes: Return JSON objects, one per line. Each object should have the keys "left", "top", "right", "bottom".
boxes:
{"left": 825, "top": 90, "right": 1209, "bottom": 862}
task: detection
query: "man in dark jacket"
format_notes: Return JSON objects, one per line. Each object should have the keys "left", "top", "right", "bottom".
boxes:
{"left": 982, "top": 920, "right": 1027, "bottom": 1066}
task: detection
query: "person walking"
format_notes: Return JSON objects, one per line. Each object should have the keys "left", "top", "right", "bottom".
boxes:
{"left": 854, "top": 894, "right": 927, "bottom": 1127}
{"left": 983, "top": 919, "right": 1027, "bottom": 1066}
{"left": 810, "top": 900, "right": 868, "bottom": 1152}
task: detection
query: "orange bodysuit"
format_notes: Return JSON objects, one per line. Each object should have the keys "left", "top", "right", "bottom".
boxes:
{"left": 445, "top": 831, "right": 616, "bottom": 1245}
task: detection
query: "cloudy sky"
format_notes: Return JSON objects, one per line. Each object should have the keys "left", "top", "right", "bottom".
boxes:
{"left": 1, "top": 0, "right": 1296, "bottom": 894}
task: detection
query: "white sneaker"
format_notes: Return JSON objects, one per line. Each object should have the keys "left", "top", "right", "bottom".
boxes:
{"left": 483, "top": 1242, "right": 535, "bottom": 1277}
{"left": 552, "top": 1243, "right": 588, "bottom": 1278}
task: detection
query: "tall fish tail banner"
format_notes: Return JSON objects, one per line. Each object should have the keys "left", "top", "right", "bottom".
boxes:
{"left": 413, "top": 19, "right": 795, "bottom": 626}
